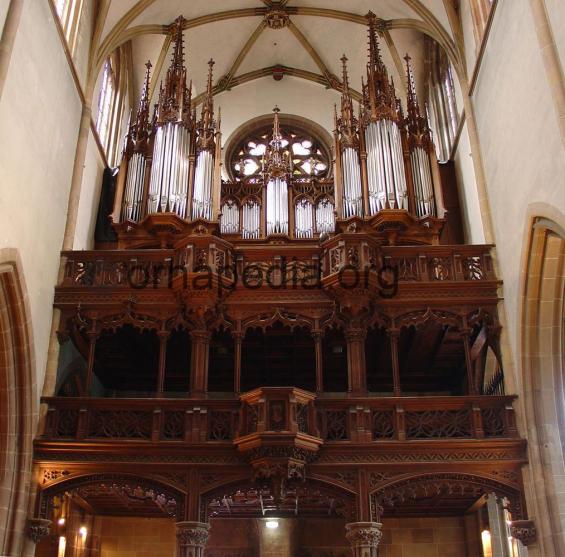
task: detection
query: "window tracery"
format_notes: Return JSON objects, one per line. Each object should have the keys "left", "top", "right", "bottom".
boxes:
{"left": 54, "top": 0, "right": 84, "bottom": 54}
{"left": 230, "top": 124, "right": 330, "bottom": 182}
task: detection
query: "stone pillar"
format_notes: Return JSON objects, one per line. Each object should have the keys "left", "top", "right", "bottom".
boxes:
{"left": 175, "top": 522, "right": 210, "bottom": 557}
{"left": 345, "top": 522, "right": 382, "bottom": 557}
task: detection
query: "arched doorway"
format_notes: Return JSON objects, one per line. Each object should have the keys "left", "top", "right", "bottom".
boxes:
{"left": 0, "top": 254, "right": 36, "bottom": 556}
{"left": 521, "top": 216, "right": 565, "bottom": 556}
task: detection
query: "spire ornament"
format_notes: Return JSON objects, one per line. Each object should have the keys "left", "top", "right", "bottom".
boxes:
{"left": 362, "top": 11, "right": 401, "bottom": 124}
{"left": 124, "top": 60, "right": 152, "bottom": 157}
{"left": 197, "top": 59, "right": 216, "bottom": 152}
{"left": 404, "top": 53, "right": 431, "bottom": 148}
{"left": 263, "top": 106, "right": 291, "bottom": 181}
{"left": 337, "top": 54, "right": 359, "bottom": 149}
{"left": 157, "top": 16, "right": 192, "bottom": 127}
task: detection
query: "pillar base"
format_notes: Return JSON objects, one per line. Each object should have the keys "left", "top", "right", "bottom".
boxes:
{"left": 345, "top": 522, "right": 383, "bottom": 557}
{"left": 175, "top": 521, "right": 210, "bottom": 557}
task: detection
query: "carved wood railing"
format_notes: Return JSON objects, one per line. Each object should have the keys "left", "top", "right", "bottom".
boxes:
{"left": 41, "top": 395, "right": 517, "bottom": 443}
{"left": 58, "top": 244, "right": 496, "bottom": 289}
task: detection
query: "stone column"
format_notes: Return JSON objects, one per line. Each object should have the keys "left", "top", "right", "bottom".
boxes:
{"left": 175, "top": 522, "right": 210, "bottom": 557}
{"left": 345, "top": 522, "right": 382, "bottom": 557}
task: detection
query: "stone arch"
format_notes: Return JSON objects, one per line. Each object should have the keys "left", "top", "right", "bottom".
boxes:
{"left": 520, "top": 211, "right": 565, "bottom": 557}
{"left": 0, "top": 250, "right": 36, "bottom": 556}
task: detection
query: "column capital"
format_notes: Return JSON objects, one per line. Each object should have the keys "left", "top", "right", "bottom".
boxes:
{"left": 344, "top": 326, "right": 367, "bottom": 342}
{"left": 345, "top": 522, "right": 383, "bottom": 554}
{"left": 510, "top": 520, "right": 537, "bottom": 547}
{"left": 175, "top": 521, "right": 210, "bottom": 557}
{"left": 27, "top": 518, "right": 52, "bottom": 544}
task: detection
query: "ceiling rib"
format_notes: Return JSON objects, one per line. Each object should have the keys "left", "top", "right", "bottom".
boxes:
{"left": 381, "top": 29, "right": 407, "bottom": 98}
{"left": 148, "top": 34, "right": 172, "bottom": 103}
{"left": 191, "top": 65, "right": 361, "bottom": 107}
{"left": 218, "top": 20, "right": 269, "bottom": 92}
{"left": 287, "top": 20, "right": 338, "bottom": 90}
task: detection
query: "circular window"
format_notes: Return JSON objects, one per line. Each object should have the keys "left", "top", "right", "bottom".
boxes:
{"left": 224, "top": 115, "right": 332, "bottom": 182}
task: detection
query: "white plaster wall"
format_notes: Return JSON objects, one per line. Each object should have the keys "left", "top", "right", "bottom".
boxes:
{"left": 216, "top": 75, "right": 341, "bottom": 146}
{"left": 0, "top": 2, "right": 9, "bottom": 40}
{"left": 73, "top": 0, "right": 95, "bottom": 90}
{"left": 0, "top": 1, "right": 82, "bottom": 398}
{"left": 460, "top": 0, "right": 478, "bottom": 77}
{"left": 453, "top": 122, "right": 485, "bottom": 244}
{"left": 73, "top": 131, "right": 105, "bottom": 250}
{"left": 545, "top": 0, "right": 565, "bottom": 70}
{"left": 471, "top": 0, "right": 565, "bottom": 383}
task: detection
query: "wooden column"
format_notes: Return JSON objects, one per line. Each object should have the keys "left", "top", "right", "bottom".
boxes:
{"left": 312, "top": 330, "right": 324, "bottom": 393}
{"left": 190, "top": 330, "right": 211, "bottom": 396}
{"left": 345, "top": 326, "right": 367, "bottom": 395}
{"left": 84, "top": 328, "right": 98, "bottom": 396}
{"left": 462, "top": 329, "right": 477, "bottom": 395}
{"left": 356, "top": 469, "right": 371, "bottom": 522}
{"left": 389, "top": 328, "right": 401, "bottom": 396}
{"left": 232, "top": 330, "right": 243, "bottom": 394}
{"left": 156, "top": 330, "right": 169, "bottom": 396}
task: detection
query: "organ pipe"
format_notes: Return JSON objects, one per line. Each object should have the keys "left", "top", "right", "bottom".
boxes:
{"left": 266, "top": 177, "right": 288, "bottom": 235}
{"left": 316, "top": 198, "right": 335, "bottom": 234}
{"left": 404, "top": 54, "right": 437, "bottom": 218}
{"left": 263, "top": 107, "right": 290, "bottom": 235}
{"left": 146, "top": 16, "right": 194, "bottom": 219}
{"left": 242, "top": 200, "right": 260, "bottom": 239}
{"left": 361, "top": 13, "right": 408, "bottom": 215}
{"left": 193, "top": 59, "right": 217, "bottom": 221}
{"left": 192, "top": 150, "right": 214, "bottom": 219}
{"left": 335, "top": 55, "right": 363, "bottom": 218}
{"left": 120, "top": 61, "right": 152, "bottom": 222}
{"left": 295, "top": 198, "right": 314, "bottom": 238}
{"left": 220, "top": 199, "right": 240, "bottom": 234}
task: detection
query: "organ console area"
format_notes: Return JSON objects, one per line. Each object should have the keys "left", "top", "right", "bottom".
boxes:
{"left": 110, "top": 13, "right": 449, "bottom": 249}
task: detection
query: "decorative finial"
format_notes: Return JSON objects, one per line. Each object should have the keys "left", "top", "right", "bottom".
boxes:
{"left": 340, "top": 54, "right": 350, "bottom": 93}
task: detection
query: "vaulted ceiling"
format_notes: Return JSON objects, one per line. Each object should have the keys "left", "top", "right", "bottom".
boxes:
{"left": 93, "top": 1, "right": 461, "bottom": 142}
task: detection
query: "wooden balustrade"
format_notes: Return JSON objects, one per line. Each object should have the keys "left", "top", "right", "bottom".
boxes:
{"left": 41, "top": 394, "right": 517, "bottom": 443}
{"left": 59, "top": 244, "right": 496, "bottom": 289}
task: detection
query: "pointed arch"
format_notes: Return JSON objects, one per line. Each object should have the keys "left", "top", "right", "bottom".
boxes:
{"left": 0, "top": 250, "right": 37, "bottom": 556}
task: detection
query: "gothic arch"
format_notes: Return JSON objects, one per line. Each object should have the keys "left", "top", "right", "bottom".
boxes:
{"left": 520, "top": 210, "right": 565, "bottom": 557}
{"left": 370, "top": 472, "right": 524, "bottom": 519}
{"left": 0, "top": 250, "right": 36, "bottom": 556}
{"left": 38, "top": 473, "right": 187, "bottom": 521}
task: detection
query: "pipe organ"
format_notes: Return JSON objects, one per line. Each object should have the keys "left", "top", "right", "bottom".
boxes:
{"left": 113, "top": 12, "right": 444, "bottom": 247}
{"left": 334, "top": 12, "right": 442, "bottom": 222}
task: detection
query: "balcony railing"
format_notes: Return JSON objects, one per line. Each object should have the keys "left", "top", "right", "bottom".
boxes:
{"left": 58, "top": 244, "right": 496, "bottom": 289}
{"left": 41, "top": 395, "right": 518, "bottom": 444}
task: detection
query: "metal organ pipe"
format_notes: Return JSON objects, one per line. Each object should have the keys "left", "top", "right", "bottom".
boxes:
{"left": 341, "top": 147, "right": 363, "bottom": 218}
{"left": 365, "top": 120, "right": 408, "bottom": 215}
{"left": 316, "top": 198, "right": 335, "bottom": 234}
{"left": 242, "top": 200, "right": 260, "bottom": 239}
{"left": 266, "top": 177, "right": 289, "bottom": 235}
{"left": 220, "top": 199, "right": 240, "bottom": 234}
{"left": 192, "top": 150, "right": 214, "bottom": 220}
{"left": 410, "top": 146, "right": 435, "bottom": 217}
{"left": 295, "top": 199, "right": 314, "bottom": 238}
{"left": 122, "top": 152, "right": 146, "bottom": 222}
{"left": 147, "top": 122, "right": 191, "bottom": 218}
